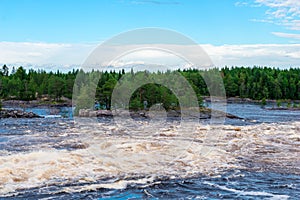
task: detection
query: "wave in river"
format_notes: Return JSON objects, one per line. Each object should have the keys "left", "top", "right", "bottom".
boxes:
{"left": 0, "top": 119, "right": 299, "bottom": 197}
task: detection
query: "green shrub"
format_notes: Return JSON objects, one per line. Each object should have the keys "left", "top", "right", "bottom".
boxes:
{"left": 276, "top": 100, "right": 282, "bottom": 108}
{"left": 293, "top": 102, "right": 297, "bottom": 108}
{"left": 287, "top": 101, "right": 291, "bottom": 108}
{"left": 129, "top": 99, "right": 143, "bottom": 111}
{"left": 261, "top": 97, "right": 266, "bottom": 108}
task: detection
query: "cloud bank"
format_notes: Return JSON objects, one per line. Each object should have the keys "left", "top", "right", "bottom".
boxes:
{"left": 0, "top": 42, "right": 96, "bottom": 71}
{"left": 0, "top": 42, "right": 299, "bottom": 70}
{"left": 202, "top": 43, "right": 300, "bottom": 68}
{"left": 240, "top": 0, "right": 300, "bottom": 40}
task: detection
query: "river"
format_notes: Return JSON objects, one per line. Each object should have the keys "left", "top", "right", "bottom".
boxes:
{"left": 0, "top": 103, "right": 299, "bottom": 199}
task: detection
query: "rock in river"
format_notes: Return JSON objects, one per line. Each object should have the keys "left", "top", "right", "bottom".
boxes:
{"left": 0, "top": 109, "right": 43, "bottom": 118}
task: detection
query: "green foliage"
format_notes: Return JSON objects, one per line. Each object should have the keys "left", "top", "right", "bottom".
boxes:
{"left": 0, "top": 65, "right": 77, "bottom": 101}
{"left": 129, "top": 83, "right": 180, "bottom": 111}
{"left": 287, "top": 101, "right": 291, "bottom": 108}
{"left": 220, "top": 66, "right": 300, "bottom": 100}
{"left": 48, "top": 76, "right": 65, "bottom": 100}
{"left": 74, "top": 85, "right": 94, "bottom": 115}
{"left": 293, "top": 102, "right": 298, "bottom": 108}
{"left": 277, "top": 100, "right": 282, "bottom": 108}
{"left": 129, "top": 98, "right": 143, "bottom": 111}
{"left": 261, "top": 97, "right": 266, "bottom": 108}
{"left": 0, "top": 65, "right": 299, "bottom": 112}
{"left": 0, "top": 100, "right": 2, "bottom": 111}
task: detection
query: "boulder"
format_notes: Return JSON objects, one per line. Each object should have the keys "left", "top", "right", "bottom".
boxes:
{"left": 97, "top": 110, "right": 113, "bottom": 117}
{"left": 0, "top": 109, "right": 43, "bottom": 118}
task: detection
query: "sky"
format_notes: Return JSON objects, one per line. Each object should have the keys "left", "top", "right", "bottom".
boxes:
{"left": 0, "top": 0, "right": 300, "bottom": 70}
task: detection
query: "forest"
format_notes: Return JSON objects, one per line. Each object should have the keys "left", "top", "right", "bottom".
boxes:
{"left": 0, "top": 65, "right": 299, "bottom": 111}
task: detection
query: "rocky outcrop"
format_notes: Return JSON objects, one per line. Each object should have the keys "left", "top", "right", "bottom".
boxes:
{"left": 2, "top": 99, "right": 72, "bottom": 108}
{"left": 78, "top": 109, "right": 147, "bottom": 118}
{"left": 0, "top": 109, "right": 43, "bottom": 118}
{"left": 77, "top": 108, "right": 243, "bottom": 120}
{"left": 78, "top": 109, "right": 113, "bottom": 117}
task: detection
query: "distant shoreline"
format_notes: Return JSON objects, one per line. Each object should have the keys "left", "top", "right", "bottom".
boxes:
{"left": 2, "top": 99, "right": 72, "bottom": 108}
{"left": 2, "top": 96, "right": 300, "bottom": 116}
{"left": 203, "top": 96, "right": 300, "bottom": 104}
{"left": 2, "top": 97, "right": 300, "bottom": 108}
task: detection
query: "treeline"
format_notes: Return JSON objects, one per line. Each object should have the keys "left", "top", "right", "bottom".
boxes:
{"left": 0, "top": 65, "right": 299, "bottom": 109}
{"left": 0, "top": 65, "right": 77, "bottom": 100}
{"left": 221, "top": 66, "right": 300, "bottom": 100}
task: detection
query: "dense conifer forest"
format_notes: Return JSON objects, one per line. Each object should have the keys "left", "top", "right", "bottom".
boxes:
{"left": 0, "top": 65, "right": 299, "bottom": 110}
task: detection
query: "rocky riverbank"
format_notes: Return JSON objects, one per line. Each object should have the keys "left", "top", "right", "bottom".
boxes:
{"left": 2, "top": 99, "right": 72, "bottom": 108}
{"left": 203, "top": 96, "right": 300, "bottom": 104}
{"left": 0, "top": 109, "right": 43, "bottom": 118}
{"left": 78, "top": 107, "right": 243, "bottom": 120}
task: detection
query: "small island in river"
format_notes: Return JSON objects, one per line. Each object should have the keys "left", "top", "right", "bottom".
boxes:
{"left": 0, "top": 108, "right": 43, "bottom": 118}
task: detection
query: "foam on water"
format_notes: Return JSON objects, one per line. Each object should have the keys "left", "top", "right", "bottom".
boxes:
{"left": 203, "top": 181, "right": 290, "bottom": 199}
{"left": 0, "top": 120, "right": 299, "bottom": 197}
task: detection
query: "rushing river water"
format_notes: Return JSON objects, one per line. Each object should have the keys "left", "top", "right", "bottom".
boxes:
{"left": 0, "top": 103, "right": 299, "bottom": 199}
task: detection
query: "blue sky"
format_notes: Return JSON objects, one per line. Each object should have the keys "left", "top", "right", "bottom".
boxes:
{"left": 0, "top": 0, "right": 296, "bottom": 44}
{"left": 1, "top": 0, "right": 300, "bottom": 69}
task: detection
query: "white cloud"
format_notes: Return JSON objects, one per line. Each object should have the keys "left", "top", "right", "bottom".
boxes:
{"left": 81, "top": 44, "right": 213, "bottom": 71}
{"left": 234, "top": 1, "right": 249, "bottom": 7}
{"left": 203, "top": 43, "right": 300, "bottom": 68}
{"left": 0, "top": 42, "right": 300, "bottom": 71}
{"left": 253, "top": 0, "right": 300, "bottom": 30}
{"left": 129, "top": 0, "right": 180, "bottom": 5}
{"left": 272, "top": 32, "right": 300, "bottom": 40}
{"left": 0, "top": 42, "right": 96, "bottom": 70}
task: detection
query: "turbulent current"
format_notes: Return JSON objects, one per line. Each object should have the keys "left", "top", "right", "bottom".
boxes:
{"left": 0, "top": 116, "right": 299, "bottom": 199}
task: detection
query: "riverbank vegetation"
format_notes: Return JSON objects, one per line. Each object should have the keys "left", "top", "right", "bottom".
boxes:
{"left": 0, "top": 65, "right": 299, "bottom": 111}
